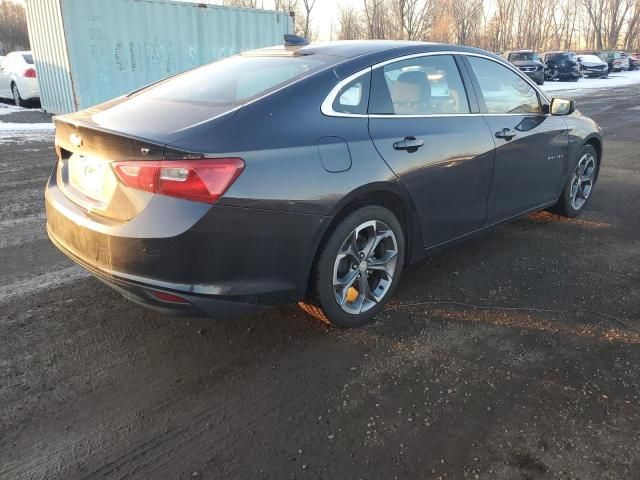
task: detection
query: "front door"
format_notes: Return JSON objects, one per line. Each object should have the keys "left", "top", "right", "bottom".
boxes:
{"left": 367, "top": 54, "right": 496, "bottom": 248}
{"left": 464, "top": 56, "right": 569, "bottom": 222}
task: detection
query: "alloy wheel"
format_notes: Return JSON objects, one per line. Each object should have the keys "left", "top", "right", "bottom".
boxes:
{"left": 332, "top": 220, "right": 398, "bottom": 314}
{"left": 570, "top": 152, "right": 596, "bottom": 210}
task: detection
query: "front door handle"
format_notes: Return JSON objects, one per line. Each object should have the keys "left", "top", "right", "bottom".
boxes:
{"left": 393, "top": 136, "right": 424, "bottom": 153}
{"left": 495, "top": 128, "right": 517, "bottom": 140}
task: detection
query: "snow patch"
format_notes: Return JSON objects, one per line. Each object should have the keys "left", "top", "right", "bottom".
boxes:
{"left": 541, "top": 70, "right": 640, "bottom": 96}
{"left": 0, "top": 103, "right": 30, "bottom": 116}
{"left": 0, "top": 122, "right": 54, "bottom": 131}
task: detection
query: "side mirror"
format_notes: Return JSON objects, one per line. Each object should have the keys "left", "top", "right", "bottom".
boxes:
{"left": 550, "top": 98, "right": 575, "bottom": 116}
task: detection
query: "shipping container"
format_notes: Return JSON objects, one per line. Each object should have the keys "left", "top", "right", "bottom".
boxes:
{"left": 25, "top": 0, "right": 293, "bottom": 114}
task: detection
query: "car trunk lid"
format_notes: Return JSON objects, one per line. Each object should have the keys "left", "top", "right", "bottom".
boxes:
{"left": 53, "top": 98, "right": 239, "bottom": 222}
{"left": 54, "top": 118, "right": 167, "bottom": 222}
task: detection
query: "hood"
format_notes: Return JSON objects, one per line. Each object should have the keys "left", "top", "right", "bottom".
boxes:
{"left": 580, "top": 61, "right": 607, "bottom": 67}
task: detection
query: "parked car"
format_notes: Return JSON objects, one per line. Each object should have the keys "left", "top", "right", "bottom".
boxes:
{"left": 504, "top": 50, "right": 545, "bottom": 85}
{"left": 577, "top": 54, "right": 609, "bottom": 78}
{"left": 621, "top": 52, "right": 638, "bottom": 71}
{"left": 45, "top": 39, "right": 603, "bottom": 327}
{"left": 542, "top": 51, "right": 580, "bottom": 81}
{"left": 593, "top": 51, "right": 628, "bottom": 72}
{"left": 0, "top": 51, "right": 39, "bottom": 106}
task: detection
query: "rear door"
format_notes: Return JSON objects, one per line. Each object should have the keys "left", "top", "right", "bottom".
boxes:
{"left": 463, "top": 55, "right": 568, "bottom": 222}
{"left": 367, "top": 53, "right": 495, "bottom": 248}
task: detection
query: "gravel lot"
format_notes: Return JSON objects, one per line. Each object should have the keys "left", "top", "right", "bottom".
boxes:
{"left": 1, "top": 86, "right": 639, "bottom": 479}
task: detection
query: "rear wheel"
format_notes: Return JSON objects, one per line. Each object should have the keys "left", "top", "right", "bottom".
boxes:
{"left": 299, "top": 205, "right": 405, "bottom": 327}
{"left": 12, "top": 83, "right": 24, "bottom": 107}
{"left": 551, "top": 144, "right": 599, "bottom": 218}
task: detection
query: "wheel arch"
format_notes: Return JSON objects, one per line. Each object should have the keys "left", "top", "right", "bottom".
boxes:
{"left": 302, "top": 182, "right": 424, "bottom": 297}
{"left": 583, "top": 135, "right": 603, "bottom": 178}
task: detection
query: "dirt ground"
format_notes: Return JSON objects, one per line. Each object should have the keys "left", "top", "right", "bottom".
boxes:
{"left": 1, "top": 86, "right": 639, "bottom": 479}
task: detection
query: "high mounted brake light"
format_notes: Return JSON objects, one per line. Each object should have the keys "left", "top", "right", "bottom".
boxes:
{"left": 112, "top": 158, "right": 244, "bottom": 204}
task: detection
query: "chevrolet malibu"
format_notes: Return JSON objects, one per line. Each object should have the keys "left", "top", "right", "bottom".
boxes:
{"left": 46, "top": 40, "right": 603, "bottom": 327}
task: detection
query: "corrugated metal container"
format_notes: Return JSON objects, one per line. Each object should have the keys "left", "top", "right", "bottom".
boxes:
{"left": 25, "top": 0, "right": 293, "bottom": 114}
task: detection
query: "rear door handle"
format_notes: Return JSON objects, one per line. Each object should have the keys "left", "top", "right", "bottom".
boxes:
{"left": 495, "top": 128, "right": 517, "bottom": 140}
{"left": 393, "top": 136, "right": 424, "bottom": 152}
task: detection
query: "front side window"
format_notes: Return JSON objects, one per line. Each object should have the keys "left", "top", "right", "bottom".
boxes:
{"left": 369, "top": 55, "right": 470, "bottom": 115}
{"left": 467, "top": 56, "right": 541, "bottom": 114}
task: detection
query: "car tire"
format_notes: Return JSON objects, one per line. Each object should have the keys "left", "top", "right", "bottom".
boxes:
{"left": 299, "top": 205, "right": 405, "bottom": 328}
{"left": 11, "top": 83, "right": 24, "bottom": 107}
{"left": 550, "top": 144, "right": 599, "bottom": 218}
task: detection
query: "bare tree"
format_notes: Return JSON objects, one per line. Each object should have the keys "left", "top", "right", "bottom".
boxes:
{"left": 0, "top": 0, "right": 30, "bottom": 55}
{"left": 223, "top": 0, "right": 262, "bottom": 8}
{"left": 300, "top": 0, "right": 317, "bottom": 39}
{"left": 337, "top": 3, "right": 364, "bottom": 40}
{"left": 448, "top": 0, "right": 484, "bottom": 45}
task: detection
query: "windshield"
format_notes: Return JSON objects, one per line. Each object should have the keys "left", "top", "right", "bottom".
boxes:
{"left": 579, "top": 55, "right": 603, "bottom": 63}
{"left": 508, "top": 52, "right": 538, "bottom": 62}
{"left": 137, "top": 54, "right": 332, "bottom": 107}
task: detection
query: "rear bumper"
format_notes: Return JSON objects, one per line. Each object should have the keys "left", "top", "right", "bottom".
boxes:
{"left": 16, "top": 77, "right": 39, "bottom": 100}
{"left": 45, "top": 169, "right": 329, "bottom": 318}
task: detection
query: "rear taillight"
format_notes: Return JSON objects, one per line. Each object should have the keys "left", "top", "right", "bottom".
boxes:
{"left": 24, "top": 68, "right": 36, "bottom": 78}
{"left": 112, "top": 158, "right": 244, "bottom": 204}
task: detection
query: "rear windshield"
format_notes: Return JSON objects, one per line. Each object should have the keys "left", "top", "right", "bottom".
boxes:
{"left": 22, "top": 53, "right": 33, "bottom": 64}
{"left": 138, "top": 54, "right": 333, "bottom": 107}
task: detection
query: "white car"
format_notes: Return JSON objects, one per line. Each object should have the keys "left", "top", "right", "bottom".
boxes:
{"left": 0, "top": 51, "right": 40, "bottom": 107}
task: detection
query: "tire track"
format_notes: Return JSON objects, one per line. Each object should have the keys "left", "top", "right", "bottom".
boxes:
{"left": 0, "top": 213, "right": 46, "bottom": 248}
{"left": 0, "top": 266, "right": 89, "bottom": 304}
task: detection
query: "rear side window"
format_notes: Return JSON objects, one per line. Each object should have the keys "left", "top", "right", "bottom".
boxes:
{"left": 22, "top": 53, "right": 34, "bottom": 64}
{"left": 139, "top": 54, "right": 332, "bottom": 106}
{"left": 369, "top": 55, "right": 470, "bottom": 115}
{"left": 467, "top": 56, "right": 541, "bottom": 114}
{"left": 331, "top": 72, "right": 371, "bottom": 115}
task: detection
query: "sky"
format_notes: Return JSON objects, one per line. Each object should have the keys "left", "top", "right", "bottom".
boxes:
{"left": 172, "top": 0, "right": 360, "bottom": 41}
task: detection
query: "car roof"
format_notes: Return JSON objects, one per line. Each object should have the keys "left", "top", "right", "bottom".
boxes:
{"left": 508, "top": 50, "right": 534, "bottom": 53}
{"left": 246, "top": 40, "right": 494, "bottom": 60}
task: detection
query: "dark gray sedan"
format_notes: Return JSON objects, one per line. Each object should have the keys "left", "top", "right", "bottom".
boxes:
{"left": 46, "top": 40, "right": 603, "bottom": 327}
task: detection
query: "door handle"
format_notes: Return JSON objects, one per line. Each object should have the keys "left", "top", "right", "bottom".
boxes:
{"left": 495, "top": 128, "right": 517, "bottom": 140}
{"left": 393, "top": 136, "right": 424, "bottom": 152}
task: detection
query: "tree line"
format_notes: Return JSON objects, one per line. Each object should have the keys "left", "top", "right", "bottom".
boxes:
{"left": 338, "top": 0, "right": 640, "bottom": 52}
{"left": 0, "top": 0, "right": 30, "bottom": 56}
{"left": 225, "top": 0, "right": 640, "bottom": 52}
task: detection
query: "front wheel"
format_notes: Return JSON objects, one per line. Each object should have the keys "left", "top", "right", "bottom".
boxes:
{"left": 551, "top": 144, "right": 599, "bottom": 217}
{"left": 299, "top": 205, "right": 405, "bottom": 327}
